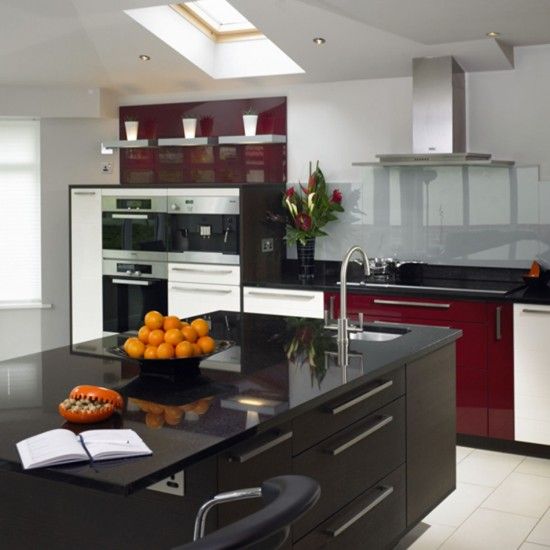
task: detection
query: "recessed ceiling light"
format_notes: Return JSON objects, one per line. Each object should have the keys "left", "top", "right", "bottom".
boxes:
{"left": 139, "top": 54, "right": 151, "bottom": 61}
{"left": 486, "top": 31, "right": 500, "bottom": 38}
{"left": 313, "top": 37, "right": 326, "bottom": 45}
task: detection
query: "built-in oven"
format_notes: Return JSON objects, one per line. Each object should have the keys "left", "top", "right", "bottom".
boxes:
{"left": 167, "top": 193, "right": 240, "bottom": 265}
{"left": 102, "top": 194, "right": 168, "bottom": 262}
{"left": 102, "top": 259, "right": 167, "bottom": 333}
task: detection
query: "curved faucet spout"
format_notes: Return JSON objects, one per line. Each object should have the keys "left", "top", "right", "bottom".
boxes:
{"left": 340, "top": 246, "right": 371, "bottom": 326}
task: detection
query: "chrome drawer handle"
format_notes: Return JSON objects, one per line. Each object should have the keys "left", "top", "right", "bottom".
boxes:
{"left": 324, "top": 415, "right": 393, "bottom": 456}
{"left": 247, "top": 291, "right": 314, "bottom": 301}
{"left": 171, "top": 286, "right": 232, "bottom": 294}
{"left": 325, "top": 485, "right": 394, "bottom": 538}
{"left": 327, "top": 380, "right": 393, "bottom": 415}
{"left": 373, "top": 299, "right": 450, "bottom": 309}
{"left": 73, "top": 191, "right": 96, "bottom": 195}
{"left": 112, "top": 278, "right": 152, "bottom": 286}
{"left": 522, "top": 308, "right": 550, "bottom": 315}
{"left": 171, "top": 267, "right": 233, "bottom": 275}
{"left": 496, "top": 306, "right": 502, "bottom": 340}
{"left": 227, "top": 431, "right": 292, "bottom": 463}
{"left": 111, "top": 213, "right": 149, "bottom": 220}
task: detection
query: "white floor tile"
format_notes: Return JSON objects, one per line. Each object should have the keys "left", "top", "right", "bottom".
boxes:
{"left": 440, "top": 508, "right": 537, "bottom": 550}
{"left": 528, "top": 508, "right": 550, "bottom": 546}
{"left": 456, "top": 446, "right": 475, "bottom": 464}
{"left": 402, "top": 524, "right": 456, "bottom": 550}
{"left": 424, "top": 482, "right": 493, "bottom": 527}
{"left": 517, "top": 457, "right": 550, "bottom": 478}
{"left": 457, "top": 449, "right": 524, "bottom": 487}
{"left": 482, "top": 472, "right": 550, "bottom": 518}
{"left": 520, "top": 543, "right": 550, "bottom": 549}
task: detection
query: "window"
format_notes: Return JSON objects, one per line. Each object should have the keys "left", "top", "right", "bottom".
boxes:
{"left": 0, "top": 120, "right": 41, "bottom": 304}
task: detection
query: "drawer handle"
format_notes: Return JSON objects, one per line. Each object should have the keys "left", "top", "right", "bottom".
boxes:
{"left": 327, "top": 380, "right": 394, "bottom": 415}
{"left": 325, "top": 485, "right": 394, "bottom": 538}
{"left": 373, "top": 299, "right": 450, "bottom": 309}
{"left": 171, "top": 267, "right": 233, "bottom": 275}
{"left": 247, "top": 291, "right": 314, "bottom": 301}
{"left": 73, "top": 191, "right": 97, "bottom": 196}
{"left": 111, "top": 213, "right": 149, "bottom": 220}
{"left": 112, "top": 278, "right": 152, "bottom": 286}
{"left": 227, "top": 431, "right": 292, "bottom": 463}
{"left": 324, "top": 415, "right": 393, "bottom": 456}
{"left": 522, "top": 308, "right": 550, "bottom": 315}
{"left": 171, "top": 285, "right": 232, "bottom": 294}
{"left": 496, "top": 306, "right": 502, "bottom": 340}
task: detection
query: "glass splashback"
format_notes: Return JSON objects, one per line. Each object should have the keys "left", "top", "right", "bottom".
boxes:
{"left": 298, "top": 165, "right": 548, "bottom": 268}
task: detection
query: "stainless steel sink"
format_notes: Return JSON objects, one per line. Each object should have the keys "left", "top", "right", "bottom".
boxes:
{"left": 346, "top": 326, "right": 410, "bottom": 342}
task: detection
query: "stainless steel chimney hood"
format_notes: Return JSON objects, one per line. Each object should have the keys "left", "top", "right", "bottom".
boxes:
{"left": 366, "top": 56, "right": 514, "bottom": 167}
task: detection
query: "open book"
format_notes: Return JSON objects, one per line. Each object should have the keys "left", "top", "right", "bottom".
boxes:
{"left": 16, "top": 428, "right": 153, "bottom": 470}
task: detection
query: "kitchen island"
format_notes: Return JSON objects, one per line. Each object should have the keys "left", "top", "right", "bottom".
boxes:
{"left": 0, "top": 311, "right": 460, "bottom": 549}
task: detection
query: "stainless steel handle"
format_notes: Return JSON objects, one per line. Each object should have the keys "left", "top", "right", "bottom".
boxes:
{"left": 496, "top": 306, "right": 502, "bottom": 341}
{"left": 522, "top": 308, "right": 550, "bottom": 315}
{"left": 73, "top": 191, "right": 96, "bottom": 196}
{"left": 329, "top": 295, "right": 335, "bottom": 319}
{"left": 111, "top": 213, "right": 149, "bottom": 220}
{"left": 324, "top": 415, "right": 393, "bottom": 456}
{"left": 112, "top": 278, "right": 152, "bottom": 286}
{"left": 171, "top": 285, "right": 232, "bottom": 294}
{"left": 373, "top": 299, "right": 450, "bottom": 309}
{"left": 247, "top": 291, "right": 314, "bottom": 301}
{"left": 227, "top": 431, "right": 292, "bottom": 463}
{"left": 324, "top": 485, "right": 394, "bottom": 537}
{"left": 171, "top": 267, "right": 233, "bottom": 275}
{"left": 327, "top": 380, "right": 394, "bottom": 415}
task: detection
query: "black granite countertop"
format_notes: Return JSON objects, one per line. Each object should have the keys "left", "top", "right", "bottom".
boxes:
{"left": 246, "top": 261, "right": 528, "bottom": 301}
{"left": 506, "top": 283, "right": 550, "bottom": 304}
{"left": 0, "top": 311, "right": 460, "bottom": 496}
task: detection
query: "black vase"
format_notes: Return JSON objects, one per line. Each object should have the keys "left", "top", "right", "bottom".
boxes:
{"left": 296, "top": 238, "right": 315, "bottom": 281}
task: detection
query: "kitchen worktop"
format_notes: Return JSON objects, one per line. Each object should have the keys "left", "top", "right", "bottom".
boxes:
{"left": 0, "top": 311, "right": 460, "bottom": 496}
{"left": 246, "top": 261, "right": 527, "bottom": 301}
{"left": 506, "top": 283, "right": 550, "bottom": 304}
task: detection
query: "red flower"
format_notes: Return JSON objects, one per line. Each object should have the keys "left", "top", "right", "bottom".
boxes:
{"left": 295, "top": 213, "right": 312, "bottom": 231}
{"left": 331, "top": 189, "right": 342, "bottom": 204}
{"left": 285, "top": 187, "right": 295, "bottom": 198}
{"left": 307, "top": 174, "right": 317, "bottom": 192}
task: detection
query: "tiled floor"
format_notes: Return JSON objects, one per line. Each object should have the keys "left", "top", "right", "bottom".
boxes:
{"left": 395, "top": 447, "right": 550, "bottom": 550}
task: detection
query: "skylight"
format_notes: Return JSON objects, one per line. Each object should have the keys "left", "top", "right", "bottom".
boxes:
{"left": 172, "top": 1, "right": 262, "bottom": 42}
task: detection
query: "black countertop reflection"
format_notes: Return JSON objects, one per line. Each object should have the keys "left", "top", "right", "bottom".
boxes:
{"left": 506, "top": 283, "right": 550, "bottom": 304}
{"left": 0, "top": 311, "right": 460, "bottom": 495}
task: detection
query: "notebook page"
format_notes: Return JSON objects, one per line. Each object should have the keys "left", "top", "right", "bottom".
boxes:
{"left": 82, "top": 429, "right": 152, "bottom": 460}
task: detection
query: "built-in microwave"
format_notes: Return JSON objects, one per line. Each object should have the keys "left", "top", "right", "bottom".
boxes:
{"left": 102, "top": 195, "right": 168, "bottom": 262}
{"left": 167, "top": 193, "right": 240, "bottom": 265}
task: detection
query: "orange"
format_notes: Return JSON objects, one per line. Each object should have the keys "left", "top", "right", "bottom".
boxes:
{"left": 145, "top": 412, "right": 164, "bottom": 429}
{"left": 126, "top": 338, "right": 145, "bottom": 359}
{"left": 181, "top": 325, "right": 199, "bottom": 343}
{"left": 165, "top": 328, "right": 184, "bottom": 346}
{"left": 138, "top": 326, "right": 151, "bottom": 344}
{"left": 175, "top": 340, "right": 194, "bottom": 358}
{"left": 144, "top": 310, "right": 164, "bottom": 330}
{"left": 191, "top": 343, "right": 202, "bottom": 356}
{"left": 163, "top": 315, "right": 182, "bottom": 331}
{"left": 197, "top": 335, "right": 216, "bottom": 355}
{"left": 181, "top": 321, "right": 190, "bottom": 327}
{"left": 144, "top": 346, "right": 158, "bottom": 360}
{"left": 157, "top": 342, "right": 175, "bottom": 359}
{"left": 191, "top": 318, "right": 209, "bottom": 337}
{"left": 124, "top": 336, "right": 140, "bottom": 353}
{"left": 148, "top": 329, "right": 165, "bottom": 347}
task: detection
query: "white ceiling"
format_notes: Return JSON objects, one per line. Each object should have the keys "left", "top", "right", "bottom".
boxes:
{"left": 2, "top": 0, "right": 550, "bottom": 95}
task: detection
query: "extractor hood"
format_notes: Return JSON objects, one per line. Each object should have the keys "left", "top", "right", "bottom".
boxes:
{"left": 367, "top": 56, "right": 514, "bottom": 167}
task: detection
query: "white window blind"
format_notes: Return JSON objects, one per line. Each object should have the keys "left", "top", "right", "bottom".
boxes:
{"left": 0, "top": 120, "right": 41, "bottom": 304}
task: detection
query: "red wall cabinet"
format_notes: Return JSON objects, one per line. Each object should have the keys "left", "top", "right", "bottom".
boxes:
{"left": 325, "top": 292, "right": 514, "bottom": 439}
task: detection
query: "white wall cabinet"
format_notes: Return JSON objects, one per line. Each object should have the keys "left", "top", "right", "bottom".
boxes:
{"left": 514, "top": 303, "right": 550, "bottom": 444}
{"left": 70, "top": 189, "right": 103, "bottom": 344}
{"left": 243, "top": 287, "right": 324, "bottom": 318}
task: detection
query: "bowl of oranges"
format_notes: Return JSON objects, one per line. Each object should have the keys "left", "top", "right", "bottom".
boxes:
{"left": 111, "top": 311, "right": 232, "bottom": 377}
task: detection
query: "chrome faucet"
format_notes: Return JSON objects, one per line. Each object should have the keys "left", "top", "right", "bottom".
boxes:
{"left": 337, "top": 246, "right": 371, "bottom": 365}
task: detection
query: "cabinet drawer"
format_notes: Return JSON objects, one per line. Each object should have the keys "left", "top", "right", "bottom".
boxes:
{"left": 294, "top": 465, "right": 406, "bottom": 550}
{"left": 169, "top": 283, "right": 240, "bottom": 319}
{"left": 168, "top": 263, "right": 240, "bottom": 285}
{"left": 292, "top": 398, "right": 405, "bottom": 540}
{"left": 243, "top": 287, "right": 324, "bottom": 318}
{"left": 293, "top": 368, "right": 405, "bottom": 455}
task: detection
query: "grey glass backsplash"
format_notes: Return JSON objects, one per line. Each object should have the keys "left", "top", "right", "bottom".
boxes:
{"left": 288, "top": 165, "right": 549, "bottom": 268}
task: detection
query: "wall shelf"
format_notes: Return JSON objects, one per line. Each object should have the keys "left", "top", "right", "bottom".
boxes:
{"left": 158, "top": 137, "right": 218, "bottom": 146}
{"left": 102, "top": 139, "right": 158, "bottom": 149}
{"left": 218, "top": 134, "right": 286, "bottom": 145}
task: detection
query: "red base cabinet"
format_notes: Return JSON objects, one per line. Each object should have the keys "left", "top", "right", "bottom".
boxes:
{"left": 325, "top": 293, "right": 514, "bottom": 439}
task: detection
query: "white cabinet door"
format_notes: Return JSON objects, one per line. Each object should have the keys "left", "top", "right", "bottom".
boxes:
{"left": 71, "top": 189, "right": 103, "bottom": 344}
{"left": 243, "top": 287, "right": 324, "bottom": 318}
{"left": 168, "top": 263, "right": 240, "bottom": 286}
{"left": 514, "top": 303, "right": 550, "bottom": 444}
{"left": 169, "top": 283, "right": 240, "bottom": 319}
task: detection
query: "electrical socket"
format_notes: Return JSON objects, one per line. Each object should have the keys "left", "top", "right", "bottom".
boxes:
{"left": 101, "top": 162, "right": 113, "bottom": 174}
{"left": 261, "top": 238, "right": 274, "bottom": 253}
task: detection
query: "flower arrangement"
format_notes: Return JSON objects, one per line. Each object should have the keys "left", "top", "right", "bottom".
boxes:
{"left": 277, "top": 162, "right": 344, "bottom": 246}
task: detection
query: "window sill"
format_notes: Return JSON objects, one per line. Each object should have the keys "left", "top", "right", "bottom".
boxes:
{"left": 0, "top": 302, "right": 53, "bottom": 311}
